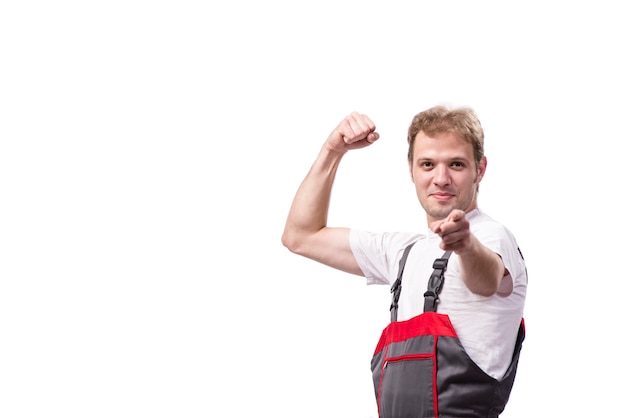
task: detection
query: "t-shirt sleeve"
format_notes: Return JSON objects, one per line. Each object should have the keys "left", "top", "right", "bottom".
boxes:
{"left": 349, "top": 229, "right": 423, "bottom": 286}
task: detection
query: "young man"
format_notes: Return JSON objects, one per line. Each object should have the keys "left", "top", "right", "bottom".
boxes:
{"left": 282, "top": 106, "right": 527, "bottom": 417}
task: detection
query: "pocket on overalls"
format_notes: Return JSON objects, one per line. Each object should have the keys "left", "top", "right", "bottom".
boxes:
{"left": 377, "top": 353, "right": 436, "bottom": 418}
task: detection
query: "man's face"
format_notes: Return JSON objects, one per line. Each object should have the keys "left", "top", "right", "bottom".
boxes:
{"left": 409, "top": 131, "right": 486, "bottom": 224}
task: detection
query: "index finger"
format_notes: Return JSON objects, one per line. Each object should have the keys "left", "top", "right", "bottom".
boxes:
{"left": 448, "top": 209, "right": 465, "bottom": 222}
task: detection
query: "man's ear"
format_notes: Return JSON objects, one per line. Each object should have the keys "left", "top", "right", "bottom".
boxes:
{"left": 476, "top": 156, "right": 487, "bottom": 183}
{"left": 408, "top": 160, "right": 415, "bottom": 183}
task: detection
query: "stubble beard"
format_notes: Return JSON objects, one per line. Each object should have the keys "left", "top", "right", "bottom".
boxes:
{"left": 422, "top": 189, "right": 476, "bottom": 221}
{"left": 425, "top": 202, "right": 456, "bottom": 221}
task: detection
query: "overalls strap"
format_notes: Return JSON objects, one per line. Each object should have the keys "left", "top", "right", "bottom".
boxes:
{"left": 423, "top": 251, "right": 452, "bottom": 312}
{"left": 389, "top": 242, "right": 416, "bottom": 322}
{"left": 389, "top": 243, "right": 452, "bottom": 321}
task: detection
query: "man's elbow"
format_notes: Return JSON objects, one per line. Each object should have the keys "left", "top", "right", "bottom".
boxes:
{"left": 471, "top": 284, "right": 499, "bottom": 297}
{"left": 281, "top": 234, "right": 293, "bottom": 253}
{"left": 465, "top": 272, "right": 503, "bottom": 297}
{"left": 281, "top": 229, "right": 303, "bottom": 255}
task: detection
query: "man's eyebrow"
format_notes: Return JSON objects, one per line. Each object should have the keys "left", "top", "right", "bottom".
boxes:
{"left": 416, "top": 155, "right": 470, "bottom": 162}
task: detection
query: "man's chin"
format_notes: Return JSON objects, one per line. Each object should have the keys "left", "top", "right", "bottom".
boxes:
{"left": 426, "top": 206, "right": 454, "bottom": 221}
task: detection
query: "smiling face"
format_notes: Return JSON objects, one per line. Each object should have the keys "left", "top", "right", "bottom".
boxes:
{"left": 409, "top": 130, "right": 487, "bottom": 224}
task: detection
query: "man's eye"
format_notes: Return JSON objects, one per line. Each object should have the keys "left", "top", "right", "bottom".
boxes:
{"left": 451, "top": 161, "right": 464, "bottom": 168}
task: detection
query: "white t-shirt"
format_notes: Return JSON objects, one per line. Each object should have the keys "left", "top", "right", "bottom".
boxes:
{"left": 350, "top": 208, "right": 527, "bottom": 380}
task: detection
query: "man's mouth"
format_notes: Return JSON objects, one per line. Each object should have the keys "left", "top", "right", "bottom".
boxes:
{"left": 430, "top": 192, "right": 454, "bottom": 202}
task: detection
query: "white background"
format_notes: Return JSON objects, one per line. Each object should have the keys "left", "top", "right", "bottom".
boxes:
{"left": 1, "top": 1, "right": 624, "bottom": 417}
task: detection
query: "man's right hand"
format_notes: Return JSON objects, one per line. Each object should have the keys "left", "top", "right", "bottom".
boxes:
{"left": 325, "top": 112, "right": 380, "bottom": 153}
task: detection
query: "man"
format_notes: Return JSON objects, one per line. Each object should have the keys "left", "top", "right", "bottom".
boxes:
{"left": 282, "top": 106, "right": 527, "bottom": 417}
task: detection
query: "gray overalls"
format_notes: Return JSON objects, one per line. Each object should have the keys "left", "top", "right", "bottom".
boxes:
{"left": 371, "top": 244, "right": 525, "bottom": 418}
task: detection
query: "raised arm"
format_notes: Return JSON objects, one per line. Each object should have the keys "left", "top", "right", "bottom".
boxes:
{"left": 281, "top": 112, "right": 380, "bottom": 276}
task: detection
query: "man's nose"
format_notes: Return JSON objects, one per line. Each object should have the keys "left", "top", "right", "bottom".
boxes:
{"left": 433, "top": 165, "right": 451, "bottom": 186}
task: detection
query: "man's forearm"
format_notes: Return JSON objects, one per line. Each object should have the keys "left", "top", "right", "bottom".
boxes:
{"left": 458, "top": 236, "right": 505, "bottom": 297}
